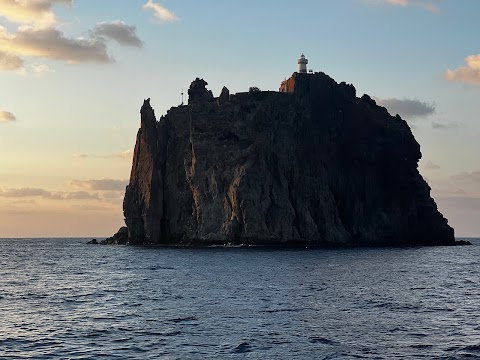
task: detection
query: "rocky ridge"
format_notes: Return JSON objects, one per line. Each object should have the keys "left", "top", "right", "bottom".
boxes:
{"left": 117, "top": 72, "right": 456, "bottom": 246}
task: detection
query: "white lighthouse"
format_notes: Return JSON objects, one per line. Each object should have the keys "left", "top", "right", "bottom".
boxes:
{"left": 298, "top": 53, "right": 308, "bottom": 73}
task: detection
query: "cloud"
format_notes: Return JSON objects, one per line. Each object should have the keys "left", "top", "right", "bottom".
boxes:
{"left": 0, "top": 1, "right": 144, "bottom": 73}
{"left": 363, "top": 0, "right": 439, "bottom": 12}
{"left": 424, "top": 160, "right": 440, "bottom": 170}
{"left": 437, "top": 196, "right": 480, "bottom": 212}
{"left": 72, "top": 150, "right": 133, "bottom": 160}
{"left": 445, "top": 54, "right": 480, "bottom": 85}
{"left": 0, "top": 0, "right": 72, "bottom": 28}
{"left": 48, "top": 191, "right": 99, "bottom": 200}
{"left": 452, "top": 171, "right": 480, "bottom": 183}
{"left": 0, "top": 25, "right": 113, "bottom": 64}
{"left": 72, "top": 153, "right": 88, "bottom": 159}
{"left": 73, "top": 204, "right": 110, "bottom": 212}
{"left": 0, "top": 187, "right": 99, "bottom": 200}
{"left": 424, "top": 179, "right": 467, "bottom": 197}
{"left": 7, "top": 198, "right": 36, "bottom": 205}
{"left": 374, "top": 97, "right": 435, "bottom": 119}
{"left": 31, "top": 63, "right": 51, "bottom": 75}
{"left": 0, "top": 50, "right": 23, "bottom": 70}
{"left": 93, "top": 20, "right": 143, "bottom": 48}
{"left": 70, "top": 179, "right": 128, "bottom": 191}
{"left": 431, "top": 121, "right": 459, "bottom": 130}
{"left": 0, "top": 187, "right": 50, "bottom": 197}
{"left": 0, "top": 19, "right": 143, "bottom": 72}
{"left": 113, "top": 149, "right": 133, "bottom": 159}
{"left": 143, "top": 0, "right": 179, "bottom": 22}
{"left": 102, "top": 191, "right": 124, "bottom": 200}
{"left": 0, "top": 109, "right": 16, "bottom": 122}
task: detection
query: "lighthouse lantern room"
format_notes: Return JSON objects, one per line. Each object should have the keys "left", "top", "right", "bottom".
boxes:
{"left": 298, "top": 53, "right": 308, "bottom": 73}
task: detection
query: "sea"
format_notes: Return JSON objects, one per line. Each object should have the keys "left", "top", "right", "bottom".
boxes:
{"left": 1, "top": 238, "right": 480, "bottom": 359}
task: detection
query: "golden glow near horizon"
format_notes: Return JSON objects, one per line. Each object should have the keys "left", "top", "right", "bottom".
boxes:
{"left": 1, "top": 0, "right": 480, "bottom": 237}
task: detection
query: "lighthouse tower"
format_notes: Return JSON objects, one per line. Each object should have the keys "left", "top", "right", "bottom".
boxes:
{"left": 298, "top": 53, "right": 308, "bottom": 73}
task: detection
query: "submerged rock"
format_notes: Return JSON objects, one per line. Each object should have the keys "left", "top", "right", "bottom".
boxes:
{"left": 118, "top": 72, "right": 455, "bottom": 246}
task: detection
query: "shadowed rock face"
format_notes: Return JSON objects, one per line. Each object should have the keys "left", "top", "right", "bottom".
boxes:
{"left": 122, "top": 72, "right": 455, "bottom": 246}
{"left": 188, "top": 78, "right": 214, "bottom": 104}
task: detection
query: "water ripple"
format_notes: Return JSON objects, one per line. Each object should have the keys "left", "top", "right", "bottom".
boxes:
{"left": 0, "top": 237, "right": 480, "bottom": 359}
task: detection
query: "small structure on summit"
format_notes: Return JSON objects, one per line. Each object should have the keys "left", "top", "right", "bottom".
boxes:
{"left": 298, "top": 53, "right": 308, "bottom": 73}
{"left": 280, "top": 53, "right": 311, "bottom": 93}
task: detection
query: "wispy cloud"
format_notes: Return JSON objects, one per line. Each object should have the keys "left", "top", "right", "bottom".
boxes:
{"left": 71, "top": 150, "right": 133, "bottom": 160}
{"left": 452, "top": 171, "right": 480, "bottom": 183}
{"left": 0, "top": 0, "right": 72, "bottom": 28}
{"left": 49, "top": 191, "right": 100, "bottom": 200}
{"left": 437, "top": 196, "right": 480, "bottom": 211}
{"left": 0, "top": 187, "right": 49, "bottom": 197}
{"left": 70, "top": 179, "right": 128, "bottom": 191}
{"left": 374, "top": 97, "right": 435, "bottom": 119}
{"left": 445, "top": 54, "right": 480, "bottom": 85}
{"left": 423, "top": 160, "right": 440, "bottom": 170}
{"left": 72, "top": 153, "right": 88, "bottom": 160}
{"left": 72, "top": 204, "right": 110, "bottom": 212}
{"left": 102, "top": 191, "right": 124, "bottom": 201}
{"left": 0, "top": 50, "right": 23, "bottom": 70}
{"left": 0, "top": 109, "right": 16, "bottom": 122}
{"left": 31, "top": 63, "right": 51, "bottom": 76}
{"left": 113, "top": 149, "right": 133, "bottom": 159}
{"left": 143, "top": 0, "right": 179, "bottom": 22}
{"left": 430, "top": 181, "right": 467, "bottom": 197}
{"left": 0, "top": 187, "right": 99, "bottom": 200}
{"left": 363, "top": 0, "right": 440, "bottom": 12}
{"left": 431, "top": 121, "right": 460, "bottom": 130}
{"left": 93, "top": 21, "right": 143, "bottom": 48}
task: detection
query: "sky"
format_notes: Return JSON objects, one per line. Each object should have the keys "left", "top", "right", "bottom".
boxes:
{"left": 0, "top": 0, "right": 479, "bottom": 238}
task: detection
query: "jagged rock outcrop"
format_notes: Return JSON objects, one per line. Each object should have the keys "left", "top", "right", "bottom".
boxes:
{"left": 101, "top": 226, "right": 129, "bottom": 245}
{"left": 121, "top": 72, "right": 455, "bottom": 246}
{"left": 218, "top": 86, "right": 230, "bottom": 106}
{"left": 188, "top": 78, "right": 214, "bottom": 104}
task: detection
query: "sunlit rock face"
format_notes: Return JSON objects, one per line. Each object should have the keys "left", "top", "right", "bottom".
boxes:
{"left": 122, "top": 73, "right": 454, "bottom": 246}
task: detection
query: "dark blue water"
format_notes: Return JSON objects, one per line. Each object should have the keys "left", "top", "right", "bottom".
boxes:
{"left": 1, "top": 238, "right": 480, "bottom": 359}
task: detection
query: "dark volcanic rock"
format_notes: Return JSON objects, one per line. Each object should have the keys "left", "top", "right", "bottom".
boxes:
{"left": 455, "top": 239, "right": 472, "bottom": 246}
{"left": 87, "top": 239, "right": 98, "bottom": 244}
{"left": 121, "top": 72, "right": 455, "bottom": 246}
{"left": 361, "top": 94, "right": 376, "bottom": 106}
{"left": 218, "top": 86, "right": 230, "bottom": 106}
{"left": 122, "top": 98, "right": 163, "bottom": 243}
{"left": 101, "top": 226, "right": 129, "bottom": 245}
{"left": 188, "top": 78, "right": 214, "bottom": 104}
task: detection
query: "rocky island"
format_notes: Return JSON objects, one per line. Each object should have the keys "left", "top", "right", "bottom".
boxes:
{"left": 110, "top": 68, "right": 457, "bottom": 247}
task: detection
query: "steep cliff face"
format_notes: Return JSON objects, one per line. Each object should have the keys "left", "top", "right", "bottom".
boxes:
{"left": 123, "top": 73, "right": 455, "bottom": 246}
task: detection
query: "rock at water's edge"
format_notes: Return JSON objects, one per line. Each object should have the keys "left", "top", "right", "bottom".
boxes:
{"left": 120, "top": 72, "right": 455, "bottom": 247}
{"left": 101, "top": 226, "right": 128, "bottom": 245}
{"left": 455, "top": 239, "right": 472, "bottom": 246}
